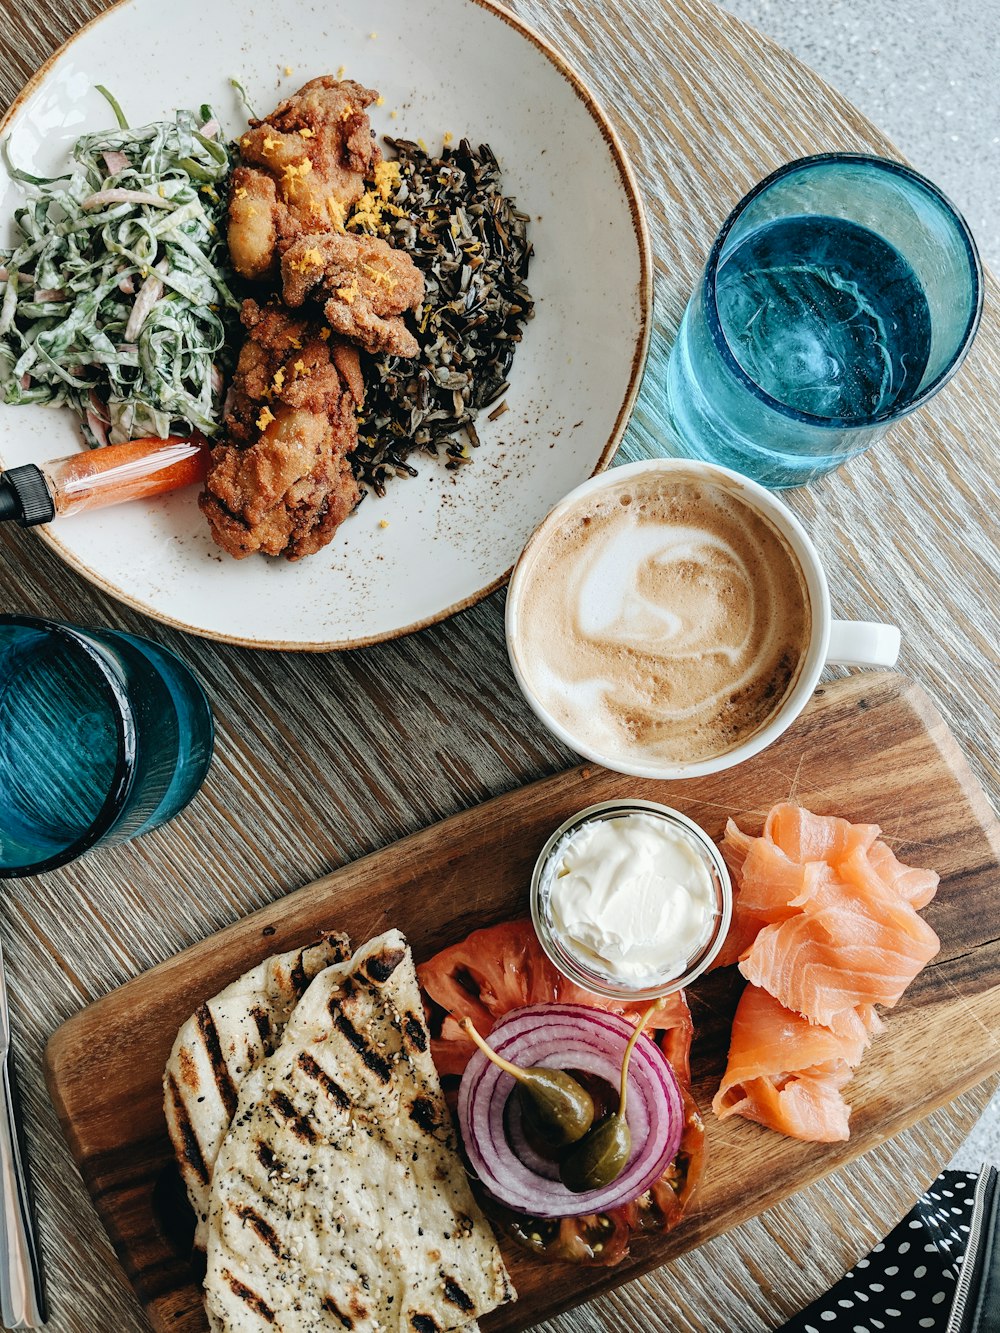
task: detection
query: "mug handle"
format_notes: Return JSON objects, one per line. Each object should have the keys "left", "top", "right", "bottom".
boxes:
{"left": 827, "top": 620, "right": 901, "bottom": 668}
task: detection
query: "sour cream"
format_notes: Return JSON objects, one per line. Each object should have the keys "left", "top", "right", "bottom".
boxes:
{"left": 543, "top": 810, "right": 718, "bottom": 986}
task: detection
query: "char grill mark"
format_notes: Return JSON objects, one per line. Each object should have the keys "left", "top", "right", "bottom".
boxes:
{"left": 364, "top": 945, "right": 406, "bottom": 983}
{"left": 251, "top": 1006, "right": 271, "bottom": 1044}
{"left": 255, "top": 1141, "right": 284, "bottom": 1174}
{"left": 165, "top": 1074, "right": 209, "bottom": 1184}
{"left": 297, "top": 1051, "right": 351, "bottom": 1109}
{"left": 269, "top": 1089, "right": 318, "bottom": 1142}
{"left": 322, "top": 1297, "right": 355, "bottom": 1329}
{"left": 224, "top": 1270, "right": 276, "bottom": 1323}
{"left": 290, "top": 952, "right": 309, "bottom": 995}
{"left": 333, "top": 1011, "right": 392, "bottom": 1082}
{"left": 404, "top": 1013, "right": 428, "bottom": 1052}
{"left": 235, "top": 1204, "right": 284, "bottom": 1258}
{"left": 330, "top": 935, "right": 352, "bottom": 964}
{"left": 195, "top": 1004, "right": 240, "bottom": 1119}
{"left": 408, "top": 1096, "right": 438, "bottom": 1134}
{"left": 443, "top": 1277, "right": 474, "bottom": 1313}
{"left": 411, "top": 1316, "right": 440, "bottom": 1333}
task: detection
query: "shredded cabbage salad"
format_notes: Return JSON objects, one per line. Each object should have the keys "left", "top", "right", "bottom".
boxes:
{"left": 0, "top": 90, "right": 237, "bottom": 446}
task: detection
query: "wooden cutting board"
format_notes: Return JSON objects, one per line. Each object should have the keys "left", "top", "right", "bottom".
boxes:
{"left": 44, "top": 672, "right": 1000, "bottom": 1333}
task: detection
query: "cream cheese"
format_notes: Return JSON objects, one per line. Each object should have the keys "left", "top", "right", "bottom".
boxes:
{"left": 546, "top": 812, "right": 716, "bottom": 983}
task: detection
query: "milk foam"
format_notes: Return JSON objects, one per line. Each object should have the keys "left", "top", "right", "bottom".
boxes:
{"left": 513, "top": 473, "right": 812, "bottom": 764}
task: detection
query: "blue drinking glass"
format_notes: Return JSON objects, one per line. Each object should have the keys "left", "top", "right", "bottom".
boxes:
{"left": 0, "top": 616, "right": 214, "bottom": 877}
{"left": 664, "top": 154, "right": 983, "bottom": 488}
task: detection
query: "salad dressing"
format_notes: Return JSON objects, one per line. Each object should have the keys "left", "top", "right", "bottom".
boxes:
{"left": 0, "top": 434, "right": 210, "bottom": 527}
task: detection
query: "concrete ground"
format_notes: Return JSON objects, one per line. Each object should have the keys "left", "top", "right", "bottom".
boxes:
{"left": 714, "top": 0, "right": 1000, "bottom": 1171}
{"left": 716, "top": 0, "right": 1000, "bottom": 274}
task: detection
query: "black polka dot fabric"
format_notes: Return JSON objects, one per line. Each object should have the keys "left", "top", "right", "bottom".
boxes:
{"left": 778, "top": 1169, "right": 980, "bottom": 1331}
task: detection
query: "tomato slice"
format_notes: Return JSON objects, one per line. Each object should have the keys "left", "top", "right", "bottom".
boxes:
{"left": 418, "top": 917, "right": 693, "bottom": 1080}
{"left": 418, "top": 918, "right": 704, "bottom": 1265}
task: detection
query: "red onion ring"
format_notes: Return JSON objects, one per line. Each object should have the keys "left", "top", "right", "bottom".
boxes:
{"left": 457, "top": 1003, "right": 684, "bottom": 1218}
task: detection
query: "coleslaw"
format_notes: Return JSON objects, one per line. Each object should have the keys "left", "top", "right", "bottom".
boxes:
{"left": 0, "top": 90, "right": 237, "bottom": 446}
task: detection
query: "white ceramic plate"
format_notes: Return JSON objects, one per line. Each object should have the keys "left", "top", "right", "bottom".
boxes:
{"left": 0, "top": 0, "right": 651, "bottom": 649}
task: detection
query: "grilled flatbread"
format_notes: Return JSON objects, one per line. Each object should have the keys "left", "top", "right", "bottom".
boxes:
{"left": 204, "top": 929, "right": 515, "bottom": 1332}
{"left": 164, "top": 934, "right": 351, "bottom": 1249}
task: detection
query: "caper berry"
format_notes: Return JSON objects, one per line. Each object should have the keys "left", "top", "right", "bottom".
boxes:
{"left": 461, "top": 1018, "right": 594, "bottom": 1148}
{"left": 559, "top": 1111, "right": 632, "bottom": 1192}
{"left": 515, "top": 1069, "right": 595, "bottom": 1147}
{"left": 557, "top": 1002, "right": 658, "bottom": 1194}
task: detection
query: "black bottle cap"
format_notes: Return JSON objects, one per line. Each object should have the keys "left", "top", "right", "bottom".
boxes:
{"left": 0, "top": 478, "right": 19, "bottom": 523}
{"left": 0, "top": 465, "right": 55, "bottom": 527}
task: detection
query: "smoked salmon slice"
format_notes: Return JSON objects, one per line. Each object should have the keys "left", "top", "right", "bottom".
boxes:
{"left": 713, "top": 802, "right": 940, "bottom": 1141}
{"left": 740, "top": 893, "right": 940, "bottom": 1033}
{"left": 712, "top": 833, "right": 830, "bottom": 968}
{"left": 712, "top": 985, "right": 864, "bottom": 1142}
{"left": 763, "top": 804, "right": 881, "bottom": 864}
{"left": 713, "top": 804, "right": 940, "bottom": 970}
{"left": 862, "top": 840, "right": 940, "bottom": 911}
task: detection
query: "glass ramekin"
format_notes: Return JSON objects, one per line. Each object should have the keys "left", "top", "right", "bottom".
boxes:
{"left": 530, "top": 799, "right": 733, "bottom": 1001}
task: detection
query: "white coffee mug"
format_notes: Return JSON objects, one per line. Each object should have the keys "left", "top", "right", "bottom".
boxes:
{"left": 505, "top": 458, "right": 900, "bottom": 780}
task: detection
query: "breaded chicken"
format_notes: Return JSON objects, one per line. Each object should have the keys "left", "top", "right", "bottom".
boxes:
{"left": 228, "top": 77, "right": 381, "bottom": 280}
{"left": 200, "top": 300, "right": 364, "bottom": 560}
{"left": 281, "top": 231, "right": 425, "bottom": 357}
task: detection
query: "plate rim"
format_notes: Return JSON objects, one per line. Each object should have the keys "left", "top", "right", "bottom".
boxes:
{"left": 0, "top": 0, "right": 653, "bottom": 653}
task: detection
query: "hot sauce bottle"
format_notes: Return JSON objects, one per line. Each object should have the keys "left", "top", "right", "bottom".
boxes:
{"left": 0, "top": 434, "right": 210, "bottom": 526}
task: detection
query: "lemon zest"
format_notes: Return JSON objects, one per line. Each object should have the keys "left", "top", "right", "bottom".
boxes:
{"left": 326, "top": 196, "right": 347, "bottom": 230}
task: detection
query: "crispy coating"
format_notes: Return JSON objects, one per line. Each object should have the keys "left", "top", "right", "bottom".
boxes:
{"left": 200, "top": 300, "right": 363, "bottom": 560}
{"left": 200, "top": 412, "right": 359, "bottom": 560}
{"left": 281, "top": 231, "right": 425, "bottom": 357}
{"left": 227, "top": 168, "right": 278, "bottom": 282}
{"left": 228, "top": 77, "right": 381, "bottom": 280}
{"left": 222, "top": 300, "right": 364, "bottom": 443}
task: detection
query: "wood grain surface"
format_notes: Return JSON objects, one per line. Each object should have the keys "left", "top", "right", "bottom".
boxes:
{"left": 44, "top": 672, "right": 1000, "bottom": 1333}
{"left": 0, "top": 0, "right": 998, "bottom": 1331}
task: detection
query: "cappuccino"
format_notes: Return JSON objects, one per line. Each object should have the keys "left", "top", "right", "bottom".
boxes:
{"left": 509, "top": 469, "right": 812, "bottom": 765}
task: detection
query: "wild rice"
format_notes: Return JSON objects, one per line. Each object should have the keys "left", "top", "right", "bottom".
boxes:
{"left": 350, "top": 137, "right": 534, "bottom": 496}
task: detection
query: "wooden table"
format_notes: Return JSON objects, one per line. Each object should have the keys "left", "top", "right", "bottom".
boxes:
{"left": 1, "top": 1, "right": 998, "bottom": 1331}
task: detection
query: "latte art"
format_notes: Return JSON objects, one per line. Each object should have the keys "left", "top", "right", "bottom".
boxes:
{"left": 512, "top": 472, "right": 812, "bottom": 764}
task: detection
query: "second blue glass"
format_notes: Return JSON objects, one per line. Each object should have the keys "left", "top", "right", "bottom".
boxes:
{"left": 0, "top": 617, "right": 214, "bottom": 877}
{"left": 664, "top": 154, "right": 983, "bottom": 488}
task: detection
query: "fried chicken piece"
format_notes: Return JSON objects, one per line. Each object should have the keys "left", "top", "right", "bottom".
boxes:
{"left": 228, "top": 77, "right": 381, "bottom": 280}
{"left": 200, "top": 300, "right": 364, "bottom": 560}
{"left": 200, "top": 410, "right": 359, "bottom": 560}
{"left": 281, "top": 231, "right": 425, "bottom": 357}
{"left": 222, "top": 299, "right": 365, "bottom": 442}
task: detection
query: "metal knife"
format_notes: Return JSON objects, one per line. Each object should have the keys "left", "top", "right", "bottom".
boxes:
{"left": 0, "top": 936, "right": 46, "bottom": 1327}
